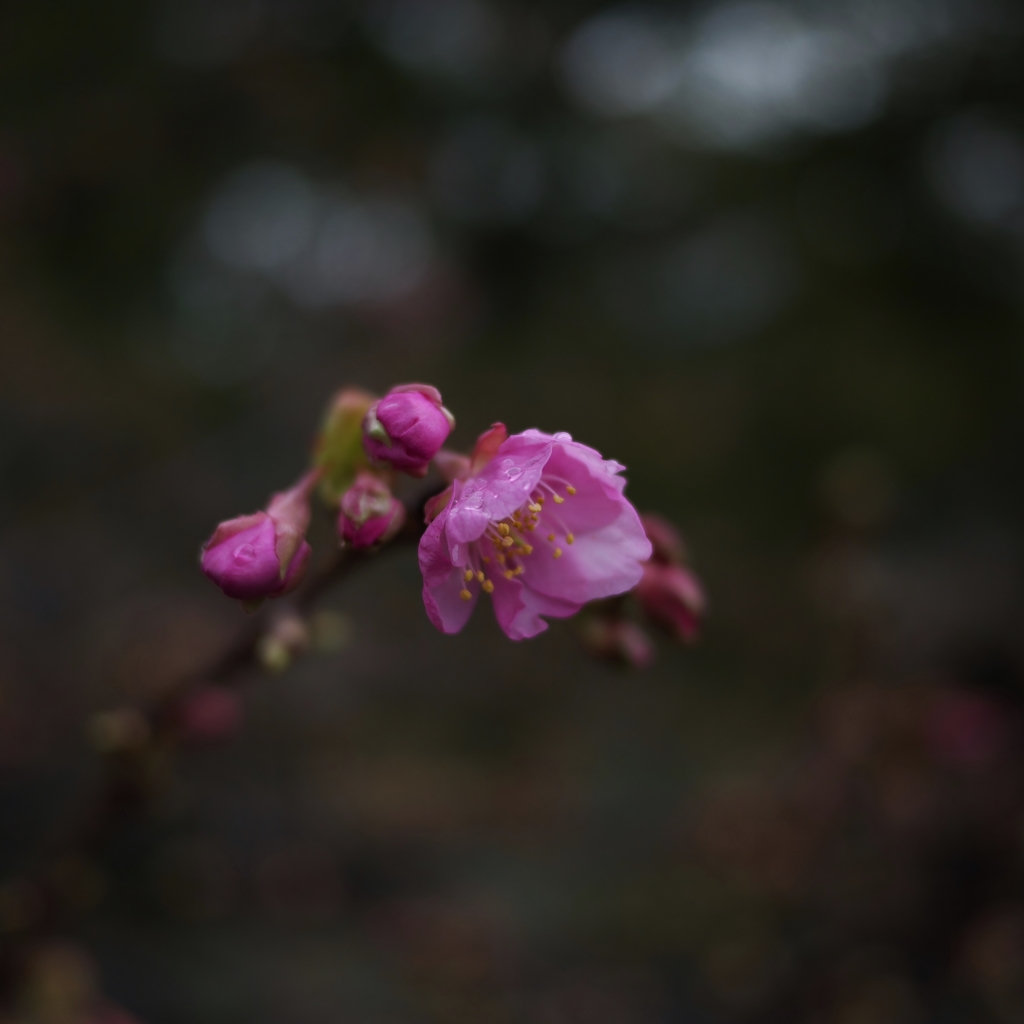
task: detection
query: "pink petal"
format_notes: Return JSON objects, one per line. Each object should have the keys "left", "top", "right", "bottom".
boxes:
{"left": 446, "top": 443, "right": 552, "bottom": 548}
{"left": 423, "top": 567, "right": 478, "bottom": 634}
{"left": 418, "top": 499, "right": 457, "bottom": 587}
{"left": 469, "top": 422, "right": 508, "bottom": 473}
{"left": 488, "top": 571, "right": 582, "bottom": 641}
{"left": 526, "top": 512, "right": 649, "bottom": 605}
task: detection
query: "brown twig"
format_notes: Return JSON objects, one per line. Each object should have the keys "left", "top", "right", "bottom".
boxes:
{"left": 3, "top": 480, "right": 443, "bottom": 942}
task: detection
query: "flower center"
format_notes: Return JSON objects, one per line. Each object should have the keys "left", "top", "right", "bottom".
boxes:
{"left": 458, "top": 477, "right": 578, "bottom": 600}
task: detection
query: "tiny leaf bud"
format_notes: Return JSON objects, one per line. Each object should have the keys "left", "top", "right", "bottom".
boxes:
{"left": 314, "top": 388, "right": 376, "bottom": 504}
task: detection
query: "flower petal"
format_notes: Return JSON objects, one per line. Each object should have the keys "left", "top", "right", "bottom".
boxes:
{"left": 447, "top": 441, "right": 552, "bottom": 548}
{"left": 526, "top": 507, "right": 649, "bottom": 605}
{"left": 418, "top": 497, "right": 457, "bottom": 587}
{"left": 423, "top": 567, "right": 478, "bottom": 634}
{"left": 488, "top": 571, "right": 582, "bottom": 641}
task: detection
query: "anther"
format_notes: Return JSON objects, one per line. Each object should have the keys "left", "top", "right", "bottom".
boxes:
{"left": 566, "top": 485, "right": 576, "bottom": 495}
{"left": 553, "top": 548, "right": 563, "bottom": 558}
{"left": 528, "top": 503, "right": 542, "bottom": 513}
{"left": 482, "top": 556, "right": 491, "bottom": 563}
{"left": 522, "top": 544, "right": 533, "bottom": 554}
{"left": 482, "top": 579, "right": 494, "bottom": 593}
{"left": 497, "top": 523, "right": 510, "bottom": 537}
{"left": 504, "top": 570, "right": 514, "bottom": 580}
{"left": 476, "top": 571, "right": 485, "bottom": 582}
{"left": 547, "top": 533, "right": 555, "bottom": 541}
{"left": 553, "top": 494, "right": 565, "bottom": 504}
{"left": 460, "top": 588, "right": 472, "bottom": 601}
{"left": 496, "top": 554, "right": 506, "bottom": 564}
{"left": 464, "top": 569, "right": 474, "bottom": 582}
{"left": 566, "top": 533, "right": 574, "bottom": 544}
{"left": 501, "top": 536, "right": 514, "bottom": 547}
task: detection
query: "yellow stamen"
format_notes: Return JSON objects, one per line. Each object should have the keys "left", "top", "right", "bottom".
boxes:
{"left": 481, "top": 578, "right": 494, "bottom": 593}
{"left": 553, "top": 494, "right": 565, "bottom": 504}
{"left": 504, "top": 569, "right": 514, "bottom": 580}
{"left": 553, "top": 548, "right": 563, "bottom": 559}
{"left": 566, "top": 485, "right": 576, "bottom": 495}
{"left": 476, "top": 571, "right": 485, "bottom": 582}
{"left": 521, "top": 544, "right": 533, "bottom": 554}
{"left": 547, "top": 533, "right": 555, "bottom": 542}
{"left": 528, "top": 503, "right": 542, "bottom": 513}
{"left": 497, "top": 523, "right": 510, "bottom": 537}
{"left": 482, "top": 556, "right": 491, "bottom": 563}
{"left": 566, "top": 533, "right": 574, "bottom": 545}
{"left": 460, "top": 588, "right": 472, "bottom": 601}
{"left": 514, "top": 566, "right": 524, "bottom": 576}
{"left": 496, "top": 554, "right": 506, "bottom": 564}
{"left": 464, "top": 569, "right": 474, "bottom": 582}
{"left": 537, "top": 496, "right": 545, "bottom": 504}
{"left": 501, "top": 536, "right": 514, "bottom": 547}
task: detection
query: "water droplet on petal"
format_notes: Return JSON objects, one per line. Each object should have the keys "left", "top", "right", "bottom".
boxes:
{"left": 500, "top": 458, "right": 523, "bottom": 481}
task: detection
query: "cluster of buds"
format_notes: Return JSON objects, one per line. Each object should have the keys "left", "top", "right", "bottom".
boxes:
{"left": 201, "top": 384, "right": 455, "bottom": 606}
{"left": 199, "top": 378, "right": 704, "bottom": 664}
{"left": 634, "top": 514, "right": 706, "bottom": 643}
{"left": 579, "top": 514, "right": 705, "bottom": 667}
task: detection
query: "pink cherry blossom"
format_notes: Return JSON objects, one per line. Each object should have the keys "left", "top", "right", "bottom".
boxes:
{"left": 418, "top": 429, "right": 652, "bottom": 640}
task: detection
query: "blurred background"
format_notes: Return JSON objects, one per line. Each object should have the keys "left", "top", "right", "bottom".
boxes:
{"left": 2, "top": 0, "right": 1024, "bottom": 1020}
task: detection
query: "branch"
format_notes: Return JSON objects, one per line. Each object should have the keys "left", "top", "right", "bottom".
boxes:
{"left": 5, "top": 480, "right": 443, "bottom": 939}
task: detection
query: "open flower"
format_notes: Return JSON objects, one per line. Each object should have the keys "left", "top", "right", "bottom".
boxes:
{"left": 418, "top": 429, "right": 651, "bottom": 640}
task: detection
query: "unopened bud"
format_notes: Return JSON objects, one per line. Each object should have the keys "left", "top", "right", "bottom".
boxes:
{"left": 362, "top": 384, "right": 454, "bottom": 476}
{"left": 640, "top": 514, "right": 686, "bottom": 566}
{"left": 337, "top": 472, "right": 405, "bottom": 549}
{"left": 579, "top": 615, "right": 655, "bottom": 669}
{"left": 200, "top": 471, "right": 317, "bottom": 604}
{"left": 634, "top": 561, "right": 705, "bottom": 642}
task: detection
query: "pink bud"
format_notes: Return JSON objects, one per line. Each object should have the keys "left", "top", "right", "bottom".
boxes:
{"left": 337, "top": 472, "right": 406, "bottom": 549}
{"left": 640, "top": 514, "right": 687, "bottom": 565}
{"left": 201, "top": 471, "right": 317, "bottom": 602}
{"left": 176, "top": 686, "right": 243, "bottom": 744}
{"left": 634, "top": 561, "right": 706, "bottom": 642}
{"left": 580, "top": 616, "right": 655, "bottom": 668}
{"left": 363, "top": 384, "right": 455, "bottom": 476}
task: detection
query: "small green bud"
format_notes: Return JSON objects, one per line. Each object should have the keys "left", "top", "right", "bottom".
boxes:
{"left": 314, "top": 388, "right": 377, "bottom": 504}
